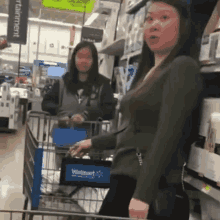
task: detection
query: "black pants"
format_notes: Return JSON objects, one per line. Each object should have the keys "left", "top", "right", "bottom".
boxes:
{"left": 98, "top": 175, "right": 189, "bottom": 220}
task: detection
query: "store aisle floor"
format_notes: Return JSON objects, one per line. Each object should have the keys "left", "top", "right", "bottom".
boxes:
{"left": 0, "top": 125, "right": 27, "bottom": 219}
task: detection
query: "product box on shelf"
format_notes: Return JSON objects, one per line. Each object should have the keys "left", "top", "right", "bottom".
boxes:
{"left": 115, "top": 12, "right": 127, "bottom": 41}
{"left": 214, "top": 32, "right": 220, "bottom": 63}
{"left": 99, "top": 54, "right": 115, "bottom": 80}
{"left": 199, "top": 35, "right": 211, "bottom": 64}
{"left": 204, "top": 112, "right": 220, "bottom": 152}
{"left": 124, "top": 14, "right": 135, "bottom": 55}
{"left": 133, "top": 6, "right": 145, "bottom": 51}
{"left": 204, "top": 119, "right": 216, "bottom": 153}
{"left": 95, "top": 0, "right": 121, "bottom": 13}
{"left": 209, "top": 32, "right": 219, "bottom": 63}
{"left": 115, "top": 0, "right": 126, "bottom": 41}
{"left": 201, "top": 112, "right": 220, "bottom": 186}
{"left": 187, "top": 144, "right": 209, "bottom": 177}
{"left": 125, "top": 64, "right": 138, "bottom": 91}
{"left": 101, "top": 2, "right": 120, "bottom": 48}
{"left": 204, "top": 151, "right": 220, "bottom": 185}
{"left": 114, "top": 66, "right": 127, "bottom": 95}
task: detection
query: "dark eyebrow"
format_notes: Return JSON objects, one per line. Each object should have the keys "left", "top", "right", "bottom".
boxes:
{"left": 147, "top": 10, "right": 172, "bottom": 14}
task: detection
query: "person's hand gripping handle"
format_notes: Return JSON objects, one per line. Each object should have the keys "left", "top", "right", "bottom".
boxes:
{"left": 66, "top": 139, "right": 92, "bottom": 158}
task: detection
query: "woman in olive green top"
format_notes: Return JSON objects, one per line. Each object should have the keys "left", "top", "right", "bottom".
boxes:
{"left": 68, "top": 0, "right": 218, "bottom": 219}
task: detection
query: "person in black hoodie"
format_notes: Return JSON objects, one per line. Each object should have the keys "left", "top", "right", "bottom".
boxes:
{"left": 41, "top": 41, "right": 115, "bottom": 196}
{"left": 41, "top": 41, "right": 114, "bottom": 122}
{"left": 67, "top": 0, "right": 219, "bottom": 220}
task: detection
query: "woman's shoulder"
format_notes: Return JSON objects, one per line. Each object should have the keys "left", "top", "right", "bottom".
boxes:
{"left": 171, "top": 55, "right": 200, "bottom": 69}
{"left": 167, "top": 56, "right": 202, "bottom": 83}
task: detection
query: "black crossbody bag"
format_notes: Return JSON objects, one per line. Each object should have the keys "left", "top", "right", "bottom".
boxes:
{"left": 136, "top": 148, "right": 190, "bottom": 219}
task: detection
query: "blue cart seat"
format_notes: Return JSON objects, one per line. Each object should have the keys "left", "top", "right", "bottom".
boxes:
{"left": 52, "top": 127, "right": 88, "bottom": 147}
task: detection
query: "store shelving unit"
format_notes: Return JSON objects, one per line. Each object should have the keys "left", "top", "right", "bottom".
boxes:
{"left": 120, "top": 49, "right": 142, "bottom": 60}
{"left": 184, "top": 174, "right": 220, "bottom": 203}
{"left": 98, "top": 38, "right": 125, "bottom": 56}
{"left": 126, "top": 0, "right": 147, "bottom": 14}
{"left": 201, "top": 64, "right": 220, "bottom": 73}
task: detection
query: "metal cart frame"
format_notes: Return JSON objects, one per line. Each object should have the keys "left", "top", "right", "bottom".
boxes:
{"left": 0, "top": 209, "right": 136, "bottom": 220}
{"left": 22, "top": 111, "right": 114, "bottom": 220}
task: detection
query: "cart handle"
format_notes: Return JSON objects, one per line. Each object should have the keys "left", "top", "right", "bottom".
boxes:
{"left": 26, "top": 110, "right": 51, "bottom": 121}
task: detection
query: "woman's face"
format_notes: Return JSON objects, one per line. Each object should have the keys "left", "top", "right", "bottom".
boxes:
{"left": 75, "top": 47, "right": 93, "bottom": 73}
{"left": 143, "top": 2, "right": 180, "bottom": 55}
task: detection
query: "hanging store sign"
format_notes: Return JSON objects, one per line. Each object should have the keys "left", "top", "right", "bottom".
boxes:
{"left": 81, "top": 27, "right": 103, "bottom": 43}
{"left": 7, "top": 0, "right": 29, "bottom": 44}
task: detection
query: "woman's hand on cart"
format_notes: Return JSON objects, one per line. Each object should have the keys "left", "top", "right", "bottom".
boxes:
{"left": 67, "top": 139, "right": 92, "bottom": 158}
{"left": 70, "top": 114, "right": 85, "bottom": 125}
{"left": 129, "top": 198, "right": 149, "bottom": 220}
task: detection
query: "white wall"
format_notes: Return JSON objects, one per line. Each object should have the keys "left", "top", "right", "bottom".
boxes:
{"left": 0, "top": 13, "right": 82, "bottom": 65}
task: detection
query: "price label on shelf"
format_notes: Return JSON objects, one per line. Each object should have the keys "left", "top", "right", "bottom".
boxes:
{"left": 201, "top": 183, "right": 211, "bottom": 194}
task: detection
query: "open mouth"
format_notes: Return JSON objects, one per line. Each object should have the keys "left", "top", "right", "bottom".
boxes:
{"left": 150, "top": 36, "right": 158, "bottom": 39}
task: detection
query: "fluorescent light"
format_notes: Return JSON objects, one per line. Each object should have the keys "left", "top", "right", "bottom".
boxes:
{"left": 85, "top": 13, "right": 99, "bottom": 26}
{"left": 44, "top": 61, "right": 57, "bottom": 65}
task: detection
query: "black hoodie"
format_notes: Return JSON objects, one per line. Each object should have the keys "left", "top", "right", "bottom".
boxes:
{"left": 41, "top": 41, "right": 115, "bottom": 120}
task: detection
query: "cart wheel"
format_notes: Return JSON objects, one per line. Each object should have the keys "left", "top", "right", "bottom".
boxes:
{"left": 22, "top": 197, "right": 28, "bottom": 220}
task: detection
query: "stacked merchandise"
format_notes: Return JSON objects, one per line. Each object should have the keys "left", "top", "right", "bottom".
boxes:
{"left": 124, "top": 6, "right": 145, "bottom": 54}
{"left": 209, "top": 32, "right": 219, "bottom": 63}
{"left": 101, "top": 2, "right": 121, "bottom": 48}
{"left": 114, "top": 66, "right": 127, "bottom": 95}
{"left": 126, "top": 63, "right": 138, "bottom": 91}
{"left": 199, "top": 34, "right": 211, "bottom": 64}
{"left": 115, "top": 0, "right": 127, "bottom": 41}
{"left": 133, "top": 6, "right": 146, "bottom": 51}
{"left": 114, "top": 63, "right": 138, "bottom": 95}
{"left": 102, "top": 16, "right": 111, "bottom": 48}
{"left": 214, "top": 31, "right": 220, "bottom": 62}
{"left": 124, "top": 14, "right": 135, "bottom": 55}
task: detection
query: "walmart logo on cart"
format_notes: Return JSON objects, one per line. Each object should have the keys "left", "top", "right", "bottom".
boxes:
{"left": 71, "top": 169, "right": 103, "bottom": 179}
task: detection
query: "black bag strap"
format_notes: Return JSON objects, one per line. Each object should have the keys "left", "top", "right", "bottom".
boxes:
{"left": 59, "top": 78, "right": 65, "bottom": 108}
{"left": 181, "top": 162, "right": 187, "bottom": 192}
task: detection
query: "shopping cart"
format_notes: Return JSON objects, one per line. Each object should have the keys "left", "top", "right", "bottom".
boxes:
{"left": 0, "top": 209, "right": 138, "bottom": 220}
{"left": 22, "top": 111, "right": 114, "bottom": 220}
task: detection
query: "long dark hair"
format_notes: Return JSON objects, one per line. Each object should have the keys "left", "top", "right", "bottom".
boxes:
{"left": 130, "top": 0, "right": 199, "bottom": 91}
{"left": 63, "top": 41, "right": 99, "bottom": 94}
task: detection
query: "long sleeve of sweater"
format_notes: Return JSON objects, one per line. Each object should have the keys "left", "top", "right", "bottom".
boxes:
{"left": 91, "top": 131, "right": 117, "bottom": 150}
